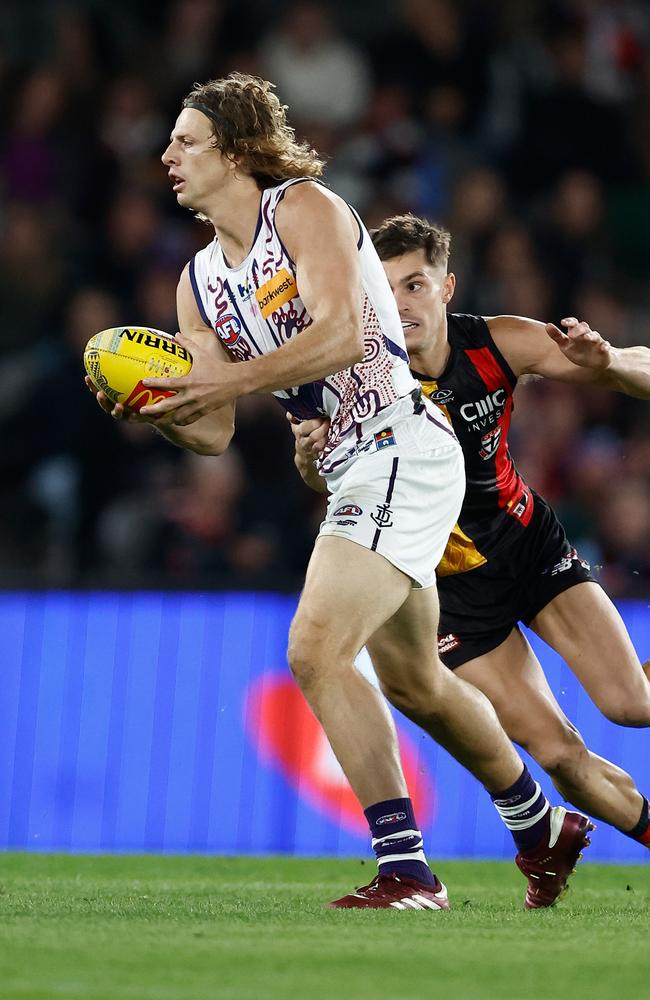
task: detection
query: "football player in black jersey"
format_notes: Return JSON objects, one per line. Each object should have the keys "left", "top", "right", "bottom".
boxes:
{"left": 292, "top": 213, "right": 650, "bottom": 852}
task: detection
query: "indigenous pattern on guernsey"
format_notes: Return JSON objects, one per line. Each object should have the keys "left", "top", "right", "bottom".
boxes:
{"left": 189, "top": 178, "right": 451, "bottom": 477}
{"left": 413, "top": 313, "right": 534, "bottom": 576}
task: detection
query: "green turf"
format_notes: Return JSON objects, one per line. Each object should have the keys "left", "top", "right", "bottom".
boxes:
{"left": 0, "top": 854, "right": 648, "bottom": 1000}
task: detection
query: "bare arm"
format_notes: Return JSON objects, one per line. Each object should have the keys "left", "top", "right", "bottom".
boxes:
{"left": 488, "top": 315, "right": 650, "bottom": 398}
{"left": 140, "top": 182, "right": 365, "bottom": 425}
{"left": 288, "top": 414, "right": 329, "bottom": 494}
{"left": 155, "top": 265, "right": 236, "bottom": 454}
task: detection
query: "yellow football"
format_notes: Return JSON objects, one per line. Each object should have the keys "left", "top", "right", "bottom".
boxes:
{"left": 84, "top": 327, "right": 192, "bottom": 412}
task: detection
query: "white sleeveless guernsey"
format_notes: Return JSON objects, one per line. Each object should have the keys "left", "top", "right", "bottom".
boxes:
{"left": 190, "top": 178, "right": 440, "bottom": 476}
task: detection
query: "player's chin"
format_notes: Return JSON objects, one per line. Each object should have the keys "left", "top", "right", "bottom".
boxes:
{"left": 175, "top": 189, "right": 194, "bottom": 208}
{"left": 404, "top": 327, "right": 425, "bottom": 352}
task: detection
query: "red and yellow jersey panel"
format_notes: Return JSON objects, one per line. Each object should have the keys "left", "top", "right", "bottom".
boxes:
{"left": 415, "top": 314, "right": 534, "bottom": 576}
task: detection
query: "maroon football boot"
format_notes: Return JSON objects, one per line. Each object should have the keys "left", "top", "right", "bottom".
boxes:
{"left": 516, "top": 806, "right": 594, "bottom": 909}
{"left": 328, "top": 872, "right": 449, "bottom": 910}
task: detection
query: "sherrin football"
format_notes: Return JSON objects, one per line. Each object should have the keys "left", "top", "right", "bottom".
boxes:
{"left": 84, "top": 327, "right": 192, "bottom": 412}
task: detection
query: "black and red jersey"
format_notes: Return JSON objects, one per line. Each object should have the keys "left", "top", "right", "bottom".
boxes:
{"left": 413, "top": 313, "right": 533, "bottom": 576}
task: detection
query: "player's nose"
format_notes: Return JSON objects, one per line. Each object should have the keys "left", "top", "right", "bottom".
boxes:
{"left": 161, "top": 143, "right": 175, "bottom": 165}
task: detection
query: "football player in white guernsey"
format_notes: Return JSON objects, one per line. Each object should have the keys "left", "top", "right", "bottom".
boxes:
{"left": 294, "top": 214, "right": 650, "bottom": 876}
{"left": 88, "top": 74, "right": 586, "bottom": 909}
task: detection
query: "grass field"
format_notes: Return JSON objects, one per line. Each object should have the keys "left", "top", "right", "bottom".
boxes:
{"left": 0, "top": 853, "right": 648, "bottom": 1000}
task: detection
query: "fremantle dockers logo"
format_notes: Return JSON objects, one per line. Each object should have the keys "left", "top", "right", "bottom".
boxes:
{"left": 479, "top": 426, "right": 501, "bottom": 460}
{"left": 371, "top": 503, "right": 393, "bottom": 528}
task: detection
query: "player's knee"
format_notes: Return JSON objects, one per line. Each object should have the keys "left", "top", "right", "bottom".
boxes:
{"left": 582, "top": 675, "right": 650, "bottom": 725}
{"left": 287, "top": 625, "right": 318, "bottom": 690}
{"left": 600, "top": 695, "right": 650, "bottom": 728}
{"left": 287, "top": 616, "right": 339, "bottom": 693}
{"left": 380, "top": 672, "right": 444, "bottom": 723}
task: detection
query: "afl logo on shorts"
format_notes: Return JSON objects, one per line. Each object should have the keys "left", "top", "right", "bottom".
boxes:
{"left": 333, "top": 504, "right": 363, "bottom": 518}
{"left": 215, "top": 314, "right": 242, "bottom": 346}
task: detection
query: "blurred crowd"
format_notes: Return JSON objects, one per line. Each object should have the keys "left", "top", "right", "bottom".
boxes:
{"left": 0, "top": 0, "right": 648, "bottom": 594}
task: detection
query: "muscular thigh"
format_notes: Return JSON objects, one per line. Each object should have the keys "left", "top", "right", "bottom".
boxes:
{"left": 455, "top": 627, "right": 576, "bottom": 753}
{"left": 366, "top": 585, "right": 444, "bottom": 698}
{"left": 290, "top": 534, "right": 413, "bottom": 660}
{"left": 530, "top": 582, "right": 647, "bottom": 711}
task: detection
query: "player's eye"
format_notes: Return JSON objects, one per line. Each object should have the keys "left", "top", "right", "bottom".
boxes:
{"left": 408, "top": 282, "right": 422, "bottom": 292}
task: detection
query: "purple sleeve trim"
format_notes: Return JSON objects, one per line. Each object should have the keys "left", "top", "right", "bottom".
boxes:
{"left": 189, "top": 257, "right": 212, "bottom": 328}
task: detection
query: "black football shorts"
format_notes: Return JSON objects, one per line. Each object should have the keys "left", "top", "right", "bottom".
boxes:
{"left": 436, "top": 491, "right": 596, "bottom": 669}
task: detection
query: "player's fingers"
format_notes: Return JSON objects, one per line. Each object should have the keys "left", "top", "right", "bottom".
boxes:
{"left": 142, "top": 377, "right": 186, "bottom": 390}
{"left": 174, "top": 329, "right": 198, "bottom": 353}
{"left": 301, "top": 418, "right": 326, "bottom": 434}
{"left": 140, "top": 396, "right": 183, "bottom": 418}
{"left": 307, "top": 430, "right": 327, "bottom": 451}
{"left": 95, "top": 390, "right": 115, "bottom": 414}
{"left": 545, "top": 322, "right": 566, "bottom": 341}
{"left": 294, "top": 427, "right": 313, "bottom": 448}
{"left": 569, "top": 323, "right": 600, "bottom": 340}
{"left": 110, "top": 402, "right": 139, "bottom": 422}
{"left": 561, "top": 317, "right": 579, "bottom": 328}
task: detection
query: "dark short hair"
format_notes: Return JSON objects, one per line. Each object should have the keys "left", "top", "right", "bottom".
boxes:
{"left": 370, "top": 214, "right": 451, "bottom": 267}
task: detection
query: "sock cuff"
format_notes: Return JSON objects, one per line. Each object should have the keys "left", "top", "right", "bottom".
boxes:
{"left": 364, "top": 798, "right": 415, "bottom": 830}
{"left": 489, "top": 765, "right": 533, "bottom": 805}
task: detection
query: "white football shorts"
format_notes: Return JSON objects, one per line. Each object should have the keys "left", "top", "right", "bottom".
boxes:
{"left": 318, "top": 412, "right": 465, "bottom": 589}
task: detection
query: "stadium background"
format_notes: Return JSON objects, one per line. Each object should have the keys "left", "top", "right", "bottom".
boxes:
{"left": 0, "top": 0, "right": 648, "bottom": 861}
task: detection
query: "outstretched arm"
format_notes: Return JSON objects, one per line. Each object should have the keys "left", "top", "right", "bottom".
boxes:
{"left": 140, "top": 182, "right": 365, "bottom": 425}
{"left": 488, "top": 315, "right": 650, "bottom": 398}
{"left": 545, "top": 317, "right": 650, "bottom": 398}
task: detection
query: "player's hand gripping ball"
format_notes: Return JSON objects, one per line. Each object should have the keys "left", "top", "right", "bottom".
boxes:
{"left": 83, "top": 327, "right": 193, "bottom": 412}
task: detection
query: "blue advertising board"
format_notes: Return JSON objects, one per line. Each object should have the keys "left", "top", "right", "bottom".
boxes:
{"left": 0, "top": 591, "right": 648, "bottom": 861}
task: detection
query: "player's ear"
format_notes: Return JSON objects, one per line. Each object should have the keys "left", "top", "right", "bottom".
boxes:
{"left": 442, "top": 272, "right": 456, "bottom": 305}
{"left": 227, "top": 152, "right": 244, "bottom": 176}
